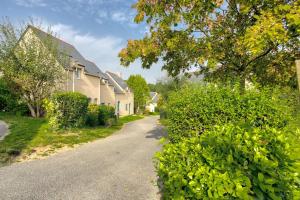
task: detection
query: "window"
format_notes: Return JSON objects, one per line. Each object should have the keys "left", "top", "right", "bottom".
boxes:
{"left": 117, "top": 101, "right": 120, "bottom": 113}
{"left": 125, "top": 104, "right": 128, "bottom": 111}
{"left": 101, "top": 103, "right": 105, "bottom": 105}
{"left": 129, "top": 103, "right": 131, "bottom": 114}
{"left": 94, "top": 98, "right": 97, "bottom": 104}
{"left": 75, "top": 68, "right": 81, "bottom": 79}
{"left": 88, "top": 98, "right": 91, "bottom": 103}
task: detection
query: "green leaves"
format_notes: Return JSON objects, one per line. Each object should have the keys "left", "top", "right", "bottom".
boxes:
{"left": 156, "top": 125, "right": 296, "bottom": 199}
{"left": 156, "top": 84, "right": 297, "bottom": 199}
{"left": 45, "top": 92, "right": 89, "bottom": 129}
{"left": 166, "top": 84, "right": 291, "bottom": 142}
{"left": 126, "top": 75, "right": 150, "bottom": 112}
{"left": 120, "top": 0, "right": 299, "bottom": 88}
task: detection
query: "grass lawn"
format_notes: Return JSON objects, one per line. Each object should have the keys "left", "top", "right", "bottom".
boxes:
{"left": 0, "top": 113, "right": 143, "bottom": 166}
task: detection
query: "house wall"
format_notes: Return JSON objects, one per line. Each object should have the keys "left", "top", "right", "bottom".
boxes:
{"left": 115, "top": 92, "right": 134, "bottom": 116}
{"left": 146, "top": 103, "right": 157, "bottom": 112}
{"left": 19, "top": 28, "right": 68, "bottom": 93}
{"left": 64, "top": 68, "right": 101, "bottom": 104}
{"left": 100, "top": 83, "right": 116, "bottom": 106}
{"left": 21, "top": 27, "right": 135, "bottom": 109}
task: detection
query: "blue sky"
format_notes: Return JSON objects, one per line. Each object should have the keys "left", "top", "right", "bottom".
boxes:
{"left": 1, "top": 0, "right": 166, "bottom": 83}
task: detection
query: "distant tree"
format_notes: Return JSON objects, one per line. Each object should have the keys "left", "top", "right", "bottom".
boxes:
{"left": 0, "top": 19, "right": 68, "bottom": 117}
{"left": 119, "top": 0, "right": 300, "bottom": 90}
{"left": 148, "top": 83, "right": 157, "bottom": 92}
{"left": 127, "top": 75, "right": 150, "bottom": 113}
{"left": 155, "top": 76, "right": 188, "bottom": 105}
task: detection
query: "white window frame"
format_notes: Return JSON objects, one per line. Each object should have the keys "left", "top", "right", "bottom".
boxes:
{"left": 75, "top": 68, "right": 81, "bottom": 79}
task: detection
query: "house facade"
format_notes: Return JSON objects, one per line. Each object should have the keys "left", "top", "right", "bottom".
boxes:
{"left": 20, "top": 25, "right": 134, "bottom": 116}
{"left": 106, "top": 72, "right": 134, "bottom": 116}
{"left": 146, "top": 92, "right": 159, "bottom": 112}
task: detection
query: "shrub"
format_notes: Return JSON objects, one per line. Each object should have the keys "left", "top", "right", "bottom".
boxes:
{"left": 86, "top": 104, "right": 99, "bottom": 127}
{"left": 143, "top": 108, "right": 150, "bottom": 115}
{"left": 98, "top": 105, "right": 115, "bottom": 126}
{"left": 0, "top": 78, "right": 29, "bottom": 115}
{"left": 167, "top": 84, "right": 291, "bottom": 142}
{"left": 159, "top": 105, "right": 167, "bottom": 119}
{"left": 156, "top": 124, "right": 296, "bottom": 199}
{"left": 45, "top": 92, "right": 89, "bottom": 129}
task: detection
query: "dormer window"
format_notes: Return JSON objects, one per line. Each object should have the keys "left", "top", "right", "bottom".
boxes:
{"left": 75, "top": 68, "right": 81, "bottom": 79}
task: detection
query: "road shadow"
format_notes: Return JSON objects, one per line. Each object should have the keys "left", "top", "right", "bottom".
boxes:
{"left": 145, "top": 125, "right": 167, "bottom": 140}
{"left": 145, "top": 124, "right": 166, "bottom": 199}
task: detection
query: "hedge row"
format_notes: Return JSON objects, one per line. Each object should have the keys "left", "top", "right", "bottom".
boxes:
{"left": 156, "top": 84, "right": 297, "bottom": 199}
{"left": 86, "top": 104, "right": 116, "bottom": 127}
{"left": 157, "top": 124, "right": 295, "bottom": 199}
{"left": 45, "top": 92, "right": 115, "bottom": 129}
{"left": 166, "top": 85, "right": 291, "bottom": 142}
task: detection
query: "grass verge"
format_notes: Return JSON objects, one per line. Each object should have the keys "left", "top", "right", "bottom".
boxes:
{"left": 0, "top": 113, "right": 143, "bottom": 166}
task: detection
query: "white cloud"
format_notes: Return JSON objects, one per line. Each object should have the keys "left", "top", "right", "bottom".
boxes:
{"left": 95, "top": 10, "right": 109, "bottom": 24}
{"left": 111, "top": 11, "right": 128, "bottom": 23}
{"left": 15, "top": 0, "right": 46, "bottom": 7}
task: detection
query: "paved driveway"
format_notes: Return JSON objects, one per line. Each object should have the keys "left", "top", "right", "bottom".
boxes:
{"left": 0, "top": 116, "right": 164, "bottom": 200}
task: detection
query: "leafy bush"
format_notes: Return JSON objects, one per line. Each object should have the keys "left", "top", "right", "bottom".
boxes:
{"left": 45, "top": 92, "right": 89, "bottom": 129}
{"left": 159, "top": 105, "right": 167, "bottom": 119}
{"left": 143, "top": 108, "right": 150, "bottom": 115}
{"left": 86, "top": 104, "right": 99, "bottom": 127}
{"left": 167, "top": 84, "right": 291, "bottom": 142}
{"left": 156, "top": 124, "right": 296, "bottom": 199}
{"left": 0, "top": 78, "right": 29, "bottom": 115}
{"left": 98, "top": 105, "right": 115, "bottom": 126}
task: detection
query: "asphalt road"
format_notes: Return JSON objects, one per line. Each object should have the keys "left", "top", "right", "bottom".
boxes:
{"left": 0, "top": 116, "right": 164, "bottom": 200}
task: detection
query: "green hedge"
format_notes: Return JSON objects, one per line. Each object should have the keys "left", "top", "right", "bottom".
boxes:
{"left": 157, "top": 84, "right": 298, "bottom": 198}
{"left": 86, "top": 104, "right": 99, "bottom": 127}
{"left": 45, "top": 92, "right": 89, "bottom": 128}
{"left": 98, "top": 105, "right": 115, "bottom": 126}
{"left": 156, "top": 124, "right": 296, "bottom": 199}
{"left": 0, "top": 78, "right": 29, "bottom": 115}
{"left": 167, "top": 84, "right": 291, "bottom": 142}
{"left": 86, "top": 104, "right": 115, "bottom": 127}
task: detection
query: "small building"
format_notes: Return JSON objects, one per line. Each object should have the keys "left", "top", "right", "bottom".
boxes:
{"left": 146, "top": 92, "right": 159, "bottom": 112}
{"left": 17, "top": 25, "right": 134, "bottom": 116}
{"left": 106, "top": 72, "right": 134, "bottom": 116}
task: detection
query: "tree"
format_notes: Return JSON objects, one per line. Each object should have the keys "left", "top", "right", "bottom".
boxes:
{"left": 0, "top": 19, "right": 68, "bottom": 117}
{"left": 127, "top": 75, "right": 150, "bottom": 113}
{"left": 148, "top": 83, "right": 157, "bottom": 92}
{"left": 154, "top": 76, "right": 188, "bottom": 104}
{"left": 119, "top": 0, "right": 300, "bottom": 90}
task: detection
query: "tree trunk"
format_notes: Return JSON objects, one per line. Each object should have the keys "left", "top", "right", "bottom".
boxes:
{"left": 239, "top": 75, "right": 246, "bottom": 94}
{"left": 27, "top": 103, "right": 37, "bottom": 118}
{"left": 36, "top": 104, "right": 40, "bottom": 118}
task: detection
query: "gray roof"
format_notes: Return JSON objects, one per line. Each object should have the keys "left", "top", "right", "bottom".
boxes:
{"left": 150, "top": 92, "right": 158, "bottom": 103}
{"left": 106, "top": 72, "right": 128, "bottom": 94}
{"left": 28, "top": 25, "right": 106, "bottom": 78}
